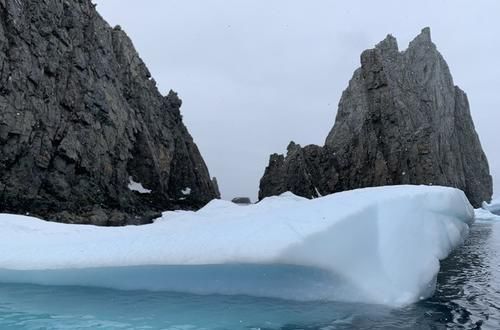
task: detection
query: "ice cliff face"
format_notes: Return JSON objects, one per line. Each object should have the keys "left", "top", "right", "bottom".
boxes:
{"left": 0, "top": 0, "right": 218, "bottom": 225}
{"left": 259, "top": 28, "right": 492, "bottom": 207}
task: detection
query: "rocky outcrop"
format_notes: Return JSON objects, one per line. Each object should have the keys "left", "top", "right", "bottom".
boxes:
{"left": 259, "top": 28, "right": 492, "bottom": 208}
{"left": 0, "top": 0, "right": 218, "bottom": 225}
{"left": 231, "top": 197, "right": 251, "bottom": 205}
{"left": 211, "top": 177, "right": 221, "bottom": 199}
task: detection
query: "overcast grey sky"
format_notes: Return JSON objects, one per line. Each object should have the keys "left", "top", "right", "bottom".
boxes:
{"left": 95, "top": 0, "right": 500, "bottom": 201}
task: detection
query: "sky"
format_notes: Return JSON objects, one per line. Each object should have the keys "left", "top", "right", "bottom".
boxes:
{"left": 95, "top": 0, "right": 500, "bottom": 201}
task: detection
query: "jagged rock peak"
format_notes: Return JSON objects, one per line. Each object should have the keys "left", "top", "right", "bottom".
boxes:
{"left": 259, "top": 28, "right": 492, "bottom": 208}
{"left": 287, "top": 141, "right": 300, "bottom": 153}
{"left": 375, "top": 34, "right": 399, "bottom": 53}
{"left": 166, "top": 90, "right": 183, "bottom": 108}
{"left": 0, "top": 0, "right": 218, "bottom": 225}
{"left": 410, "top": 27, "right": 433, "bottom": 46}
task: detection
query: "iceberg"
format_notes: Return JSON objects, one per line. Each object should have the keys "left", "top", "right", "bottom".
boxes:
{"left": 475, "top": 200, "right": 500, "bottom": 222}
{"left": 0, "top": 185, "right": 473, "bottom": 306}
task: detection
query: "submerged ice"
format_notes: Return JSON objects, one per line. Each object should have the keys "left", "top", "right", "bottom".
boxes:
{"left": 0, "top": 185, "right": 474, "bottom": 306}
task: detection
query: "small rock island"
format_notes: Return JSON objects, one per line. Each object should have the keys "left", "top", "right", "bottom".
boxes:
{"left": 259, "top": 28, "right": 492, "bottom": 208}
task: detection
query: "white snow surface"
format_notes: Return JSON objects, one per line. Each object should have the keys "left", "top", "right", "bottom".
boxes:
{"left": 0, "top": 185, "right": 473, "bottom": 306}
{"left": 127, "top": 176, "right": 151, "bottom": 194}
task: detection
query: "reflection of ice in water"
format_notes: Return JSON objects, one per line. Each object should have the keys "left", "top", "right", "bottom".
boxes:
{"left": 0, "top": 282, "right": 393, "bottom": 330}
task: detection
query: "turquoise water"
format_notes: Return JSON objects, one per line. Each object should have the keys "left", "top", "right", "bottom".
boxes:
{"left": 1, "top": 222, "right": 499, "bottom": 329}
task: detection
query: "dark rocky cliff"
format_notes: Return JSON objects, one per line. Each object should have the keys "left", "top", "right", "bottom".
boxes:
{"left": 0, "top": 0, "right": 219, "bottom": 225}
{"left": 259, "top": 28, "right": 492, "bottom": 207}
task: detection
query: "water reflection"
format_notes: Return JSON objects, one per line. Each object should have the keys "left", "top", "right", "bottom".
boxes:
{"left": 396, "top": 222, "right": 497, "bottom": 330}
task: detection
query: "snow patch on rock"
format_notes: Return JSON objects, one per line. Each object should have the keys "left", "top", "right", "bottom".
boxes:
{"left": 128, "top": 177, "right": 151, "bottom": 194}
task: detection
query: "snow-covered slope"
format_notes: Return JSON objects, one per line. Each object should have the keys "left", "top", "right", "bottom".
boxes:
{"left": 0, "top": 185, "right": 473, "bottom": 306}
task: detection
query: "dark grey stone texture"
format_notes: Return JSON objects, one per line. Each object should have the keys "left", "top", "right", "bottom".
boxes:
{"left": 231, "top": 197, "right": 251, "bottom": 205}
{"left": 212, "top": 177, "right": 221, "bottom": 199}
{"left": 259, "top": 28, "right": 492, "bottom": 208}
{"left": 0, "top": 0, "right": 218, "bottom": 225}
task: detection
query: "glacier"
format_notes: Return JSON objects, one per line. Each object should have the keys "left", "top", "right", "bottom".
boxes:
{"left": 0, "top": 185, "right": 474, "bottom": 306}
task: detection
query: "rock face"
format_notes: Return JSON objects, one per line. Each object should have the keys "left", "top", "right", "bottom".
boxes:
{"left": 231, "top": 197, "right": 251, "bottom": 205}
{"left": 0, "top": 0, "right": 219, "bottom": 225}
{"left": 259, "top": 28, "right": 492, "bottom": 208}
{"left": 211, "top": 177, "right": 221, "bottom": 199}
